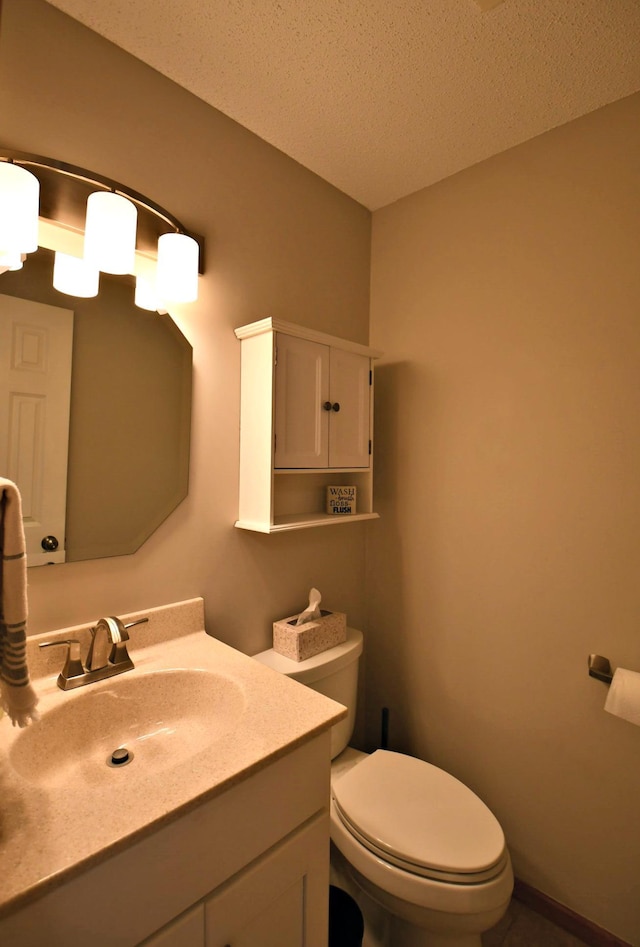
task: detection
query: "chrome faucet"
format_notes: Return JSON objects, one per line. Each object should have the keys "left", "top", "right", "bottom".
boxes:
{"left": 40, "top": 616, "right": 149, "bottom": 691}
{"left": 87, "top": 617, "right": 129, "bottom": 670}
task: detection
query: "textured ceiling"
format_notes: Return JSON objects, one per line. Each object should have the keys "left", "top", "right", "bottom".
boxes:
{"left": 44, "top": 0, "right": 640, "bottom": 209}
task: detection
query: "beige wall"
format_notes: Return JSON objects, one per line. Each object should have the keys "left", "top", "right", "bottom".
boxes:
{"left": 368, "top": 92, "right": 640, "bottom": 942}
{"left": 0, "top": 0, "right": 371, "bottom": 653}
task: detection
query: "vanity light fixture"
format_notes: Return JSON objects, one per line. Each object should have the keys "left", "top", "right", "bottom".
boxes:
{"left": 0, "top": 250, "right": 25, "bottom": 273}
{"left": 0, "top": 161, "right": 40, "bottom": 259}
{"left": 84, "top": 190, "right": 138, "bottom": 276}
{"left": 0, "top": 151, "right": 204, "bottom": 309}
{"left": 157, "top": 231, "right": 200, "bottom": 304}
{"left": 134, "top": 273, "right": 163, "bottom": 312}
{"left": 52, "top": 251, "right": 100, "bottom": 298}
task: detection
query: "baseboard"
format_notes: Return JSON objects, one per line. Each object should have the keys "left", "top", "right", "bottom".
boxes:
{"left": 513, "top": 879, "right": 633, "bottom": 947}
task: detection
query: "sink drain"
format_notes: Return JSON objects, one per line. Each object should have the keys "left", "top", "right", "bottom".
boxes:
{"left": 107, "top": 747, "right": 134, "bottom": 768}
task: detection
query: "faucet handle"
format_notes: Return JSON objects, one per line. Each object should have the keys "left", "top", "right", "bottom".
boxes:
{"left": 109, "top": 617, "right": 149, "bottom": 667}
{"left": 99, "top": 615, "right": 149, "bottom": 643}
{"left": 39, "top": 638, "right": 85, "bottom": 685}
{"left": 123, "top": 617, "right": 149, "bottom": 632}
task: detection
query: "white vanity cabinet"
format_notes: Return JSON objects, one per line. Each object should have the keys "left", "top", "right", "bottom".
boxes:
{"left": 0, "top": 735, "right": 332, "bottom": 947}
{"left": 204, "top": 814, "right": 327, "bottom": 947}
{"left": 235, "top": 318, "right": 382, "bottom": 532}
{"left": 142, "top": 905, "right": 204, "bottom": 946}
{"left": 143, "top": 813, "right": 327, "bottom": 947}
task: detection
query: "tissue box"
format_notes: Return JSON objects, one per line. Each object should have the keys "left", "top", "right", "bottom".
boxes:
{"left": 326, "top": 485, "right": 356, "bottom": 515}
{"left": 273, "top": 609, "right": 347, "bottom": 661}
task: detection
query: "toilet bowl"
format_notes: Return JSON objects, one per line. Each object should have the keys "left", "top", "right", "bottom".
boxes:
{"left": 254, "top": 629, "right": 513, "bottom": 946}
{"left": 330, "top": 747, "right": 513, "bottom": 946}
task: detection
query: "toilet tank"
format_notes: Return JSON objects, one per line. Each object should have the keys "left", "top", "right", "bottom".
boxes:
{"left": 253, "top": 627, "right": 363, "bottom": 759}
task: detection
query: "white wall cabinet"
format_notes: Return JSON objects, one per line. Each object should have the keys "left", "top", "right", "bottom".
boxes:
{"left": 235, "top": 318, "right": 382, "bottom": 532}
{"left": 274, "top": 334, "right": 371, "bottom": 470}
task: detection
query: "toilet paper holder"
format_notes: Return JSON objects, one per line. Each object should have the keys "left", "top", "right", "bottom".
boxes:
{"left": 588, "top": 654, "right": 613, "bottom": 684}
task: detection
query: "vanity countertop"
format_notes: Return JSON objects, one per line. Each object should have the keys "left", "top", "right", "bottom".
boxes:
{"left": 0, "top": 598, "right": 346, "bottom": 920}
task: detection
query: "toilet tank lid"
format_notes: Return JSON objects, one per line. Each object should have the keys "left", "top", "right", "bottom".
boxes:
{"left": 253, "top": 627, "right": 363, "bottom": 684}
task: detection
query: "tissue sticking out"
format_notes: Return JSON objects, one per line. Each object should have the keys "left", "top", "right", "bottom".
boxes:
{"left": 295, "top": 588, "right": 322, "bottom": 626}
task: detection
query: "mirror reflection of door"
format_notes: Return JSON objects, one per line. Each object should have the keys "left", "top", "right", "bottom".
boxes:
{"left": 0, "top": 293, "right": 73, "bottom": 565}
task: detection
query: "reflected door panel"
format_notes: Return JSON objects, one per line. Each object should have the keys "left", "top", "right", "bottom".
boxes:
{"left": 0, "top": 293, "right": 73, "bottom": 565}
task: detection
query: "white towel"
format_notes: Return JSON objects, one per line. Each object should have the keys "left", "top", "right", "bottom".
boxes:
{"left": 0, "top": 478, "right": 39, "bottom": 727}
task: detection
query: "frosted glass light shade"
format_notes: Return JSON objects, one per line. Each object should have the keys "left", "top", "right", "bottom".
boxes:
{"left": 0, "top": 250, "right": 24, "bottom": 271}
{"left": 53, "top": 251, "right": 99, "bottom": 297}
{"left": 135, "top": 274, "right": 163, "bottom": 312}
{"left": 84, "top": 190, "right": 137, "bottom": 275}
{"left": 156, "top": 232, "right": 199, "bottom": 303}
{"left": 0, "top": 162, "right": 40, "bottom": 255}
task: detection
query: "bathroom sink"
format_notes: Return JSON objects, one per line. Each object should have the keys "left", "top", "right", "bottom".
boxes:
{"left": 10, "top": 668, "right": 247, "bottom": 788}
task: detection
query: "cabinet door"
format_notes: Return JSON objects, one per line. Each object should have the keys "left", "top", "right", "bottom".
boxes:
{"left": 143, "top": 904, "right": 205, "bottom": 947}
{"left": 205, "top": 815, "right": 329, "bottom": 947}
{"left": 275, "top": 334, "right": 329, "bottom": 468}
{"left": 274, "top": 335, "right": 370, "bottom": 470}
{"left": 328, "top": 348, "right": 371, "bottom": 468}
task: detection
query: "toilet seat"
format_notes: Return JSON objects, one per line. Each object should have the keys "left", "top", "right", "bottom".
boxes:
{"left": 332, "top": 750, "right": 508, "bottom": 885}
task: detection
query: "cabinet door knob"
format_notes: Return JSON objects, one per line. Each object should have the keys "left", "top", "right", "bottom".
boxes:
{"left": 331, "top": 402, "right": 341, "bottom": 412}
{"left": 323, "top": 401, "right": 332, "bottom": 411}
{"left": 41, "top": 535, "right": 59, "bottom": 551}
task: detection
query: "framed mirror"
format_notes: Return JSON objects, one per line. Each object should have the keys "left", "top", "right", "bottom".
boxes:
{"left": 0, "top": 247, "right": 192, "bottom": 566}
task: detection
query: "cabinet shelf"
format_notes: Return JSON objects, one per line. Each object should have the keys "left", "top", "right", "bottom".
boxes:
{"left": 236, "top": 511, "right": 380, "bottom": 533}
{"left": 235, "top": 319, "right": 381, "bottom": 533}
{"left": 274, "top": 466, "right": 368, "bottom": 475}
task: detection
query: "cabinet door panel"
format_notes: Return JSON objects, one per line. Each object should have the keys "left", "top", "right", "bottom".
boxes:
{"left": 143, "top": 904, "right": 204, "bottom": 947}
{"left": 0, "top": 294, "right": 73, "bottom": 565}
{"left": 275, "top": 335, "right": 329, "bottom": 468}
{"left": 205, "top": 815, "right": 329, "bottom": 947}
{"left": 210, "top": 879, "right": 303, "bottom": 947}
{"left": 328, "top": 349, "right": 370, "bottom": 468}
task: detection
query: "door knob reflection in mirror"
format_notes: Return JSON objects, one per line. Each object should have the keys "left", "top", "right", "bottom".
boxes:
{"left": 41, "top": 535, "right": 59, "bottom": 551}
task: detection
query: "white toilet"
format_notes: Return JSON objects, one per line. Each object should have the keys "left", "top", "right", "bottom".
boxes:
{"left": 254, "top": 627, "right": 513, "bottom": 947}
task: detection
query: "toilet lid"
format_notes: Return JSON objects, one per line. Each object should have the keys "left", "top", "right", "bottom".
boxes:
{"left": 332, "top": 750, "right": 507, "bottom": 884}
